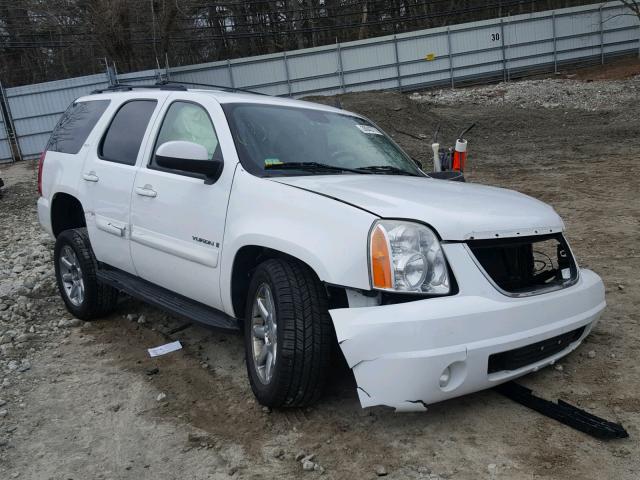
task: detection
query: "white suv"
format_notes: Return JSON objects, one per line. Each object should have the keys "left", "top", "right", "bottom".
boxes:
{"left": 37, "top": 85, "right": 605, "bottom": 411}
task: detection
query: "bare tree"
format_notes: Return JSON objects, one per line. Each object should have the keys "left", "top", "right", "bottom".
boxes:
{"left": 0, "top": 0, "right": 606, "bottom": 87}
{"left": 619, "top": 0, "right": 640, "bottom": 19}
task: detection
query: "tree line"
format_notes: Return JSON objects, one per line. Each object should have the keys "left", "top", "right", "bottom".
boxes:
{"left": 0, "top": 0, "right": 601, "bottom": 87}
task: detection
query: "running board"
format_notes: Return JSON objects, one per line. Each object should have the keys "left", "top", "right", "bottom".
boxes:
{"left": 496, "top": 382, "right": 629, "bottom": 440}
{"left": 97, "top": 267, "right": 239, "bottom": 332}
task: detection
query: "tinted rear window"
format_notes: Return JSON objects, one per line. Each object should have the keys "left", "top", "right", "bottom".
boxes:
{"left": 47, "top": 100, "right": 110, "bottom": 154}
{"left": 100, "top": 100, "right": 157, "bottom": 165}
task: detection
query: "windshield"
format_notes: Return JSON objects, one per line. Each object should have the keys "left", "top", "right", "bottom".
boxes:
{"left": 222, "top": 103, "right": 424, "bottom": 177}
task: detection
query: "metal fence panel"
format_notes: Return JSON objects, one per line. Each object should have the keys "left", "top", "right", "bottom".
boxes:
{"left": 0, "top": 114, "right": 11, "bottom": 163}
{"left": 2, "top": 1, "right": 638, "bottom": 160}
{"left": 5, "top": 74, "right": 108, "bottom": 159}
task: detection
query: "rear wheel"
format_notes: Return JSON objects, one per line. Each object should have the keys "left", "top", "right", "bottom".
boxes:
{"left": 244, "top": 258, "right": 333, "bottom": 407}
{"left": 54, "top": 228, "right": 118, "bottom": 320}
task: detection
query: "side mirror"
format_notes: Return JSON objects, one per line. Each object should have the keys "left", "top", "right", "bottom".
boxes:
{"left": 155, "top": 141, "right": 223, "bottom": 184}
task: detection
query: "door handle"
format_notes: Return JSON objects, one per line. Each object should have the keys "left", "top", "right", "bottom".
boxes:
{"left": 135, "top": 185, "right": 157, "bottom": 198}
{"left": 82, "top": 172, "right": 99, "bottom": 182}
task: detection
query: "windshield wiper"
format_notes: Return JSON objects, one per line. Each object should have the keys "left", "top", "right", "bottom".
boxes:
{"left": 355, "top": 165, "right": 420, "bottom": 176}
{"left": 265, "top": 162, "right": 370, "bottom": 174}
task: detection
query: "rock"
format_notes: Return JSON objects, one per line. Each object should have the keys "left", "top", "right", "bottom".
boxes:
{"left": 0, "top": 410, "right": 7, "bottom": 417}
{"left": 587, "top": 350, "right": 596, "bottom": 359}
{"left": 261, "top": 406, "right": 271, "bottom": 414}
{"left": 314, "top": 464, "right": 325, "bottom": 473}
{"left": 156, "top": 392, "right": 167, "bottom": 402}
{"left": 7, "top": 360, "right": 18, "bottom": 371}
{"left": 15, "top": 334, "right": 35, "bottom": 343}
{"left": 58, "top": 318, "right": 81, "bottom": 328}
{"left": 488, "top": 463, "right": 497, "bottom": 470}
{"left": 301, "top": 454, "right": 316, "bottom": 463}
{"left": 617, "top": 284, "right": 624, "bottom": 291}
{"left": 554, "top": 364, "right": 563, "bottom": 372}
{"left": 188, "top": 432, "right": 211, "bottom": 443}
{"left": 0, "top": 399, "right": 6, "bottom": 407}
{"left": 302, "top": 460, "right": 316, "bottom": 471}
{"left": 374, "top": 465, "right": 388, "bottom": 476}
{"left": 227, "top": 466, "right": 238, "bottom": 476}
{"left": 12, "top": 265, "right": 24, "bottom": 274}
{"left": 109, "top": 403, "right": 121, "bottom": 413}
{"left": 295, "top": 451, "right": 306, "bottom": 461}
{"left": 272, "top": 448, "right": 284, "bottom": 459}
{"left": 126, "top": 314, "right": 138, "bottom": 322}
{"left": 137, "top": 315, "right": 146, "bottom": 324}
{"left": 146, "top": 367, "right": 159, "bottom": 376}
{"left": 17, "top": 360, "right": 30, "bottom": 373}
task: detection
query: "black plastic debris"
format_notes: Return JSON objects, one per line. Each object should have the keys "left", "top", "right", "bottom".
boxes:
{"left": 496, "top": 381, "right": 629, "bottom": 440}
{"left": 168, "top": 322, "right": 192, "bottom": 335}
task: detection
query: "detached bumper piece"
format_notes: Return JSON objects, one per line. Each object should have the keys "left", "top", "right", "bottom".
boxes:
{"left": 496, "top": 382, "right": 629, "bottom": 440}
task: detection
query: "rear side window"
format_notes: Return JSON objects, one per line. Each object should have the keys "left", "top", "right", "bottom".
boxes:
{"left": 47, "top": 100, "right": 110, "bottom": 154}
{"left": 100, "top": 100, "right": 157, "bottom": 165}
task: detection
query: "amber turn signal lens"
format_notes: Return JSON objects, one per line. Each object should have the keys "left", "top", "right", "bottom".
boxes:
{"left": 370, "top": 224, "right": 393, "bottom": 289}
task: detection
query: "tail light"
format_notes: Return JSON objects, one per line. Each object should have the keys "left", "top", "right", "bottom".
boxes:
{"left": 37, "top": 151, "right": 46, "bottom": 196}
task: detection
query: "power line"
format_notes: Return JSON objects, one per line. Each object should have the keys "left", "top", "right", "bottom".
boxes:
{"left": 0, "top": 0, "right": 531, "bottom": 49}
{"left": 0, "top": 0, "right": 510, "bottom": 38}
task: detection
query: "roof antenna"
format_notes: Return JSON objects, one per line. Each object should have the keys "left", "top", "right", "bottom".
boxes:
{"left": 150, "top": 0, "right": 161, "bottom": 79}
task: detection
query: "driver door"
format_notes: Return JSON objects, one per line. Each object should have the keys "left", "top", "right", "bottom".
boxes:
{"left": 129, "top": 95, "right": 236, "bottom": 309}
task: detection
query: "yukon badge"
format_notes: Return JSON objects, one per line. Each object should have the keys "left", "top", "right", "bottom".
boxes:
{"left": 192, "top": 236, "right": 219, "bottom": 248}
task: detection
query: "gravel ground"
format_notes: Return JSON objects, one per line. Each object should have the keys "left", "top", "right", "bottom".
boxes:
{"left": 1, "top": 61, "right": 639, "bottom": 479}
{"left": 409, "top": 76, "right": 640, "bottom": 111}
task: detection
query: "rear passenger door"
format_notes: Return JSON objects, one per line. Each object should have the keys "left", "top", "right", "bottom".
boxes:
{"left": 80, "top": 95, "right": 166, "bottom": 274}
{"left": 129, "top": 95, "right": 236, "bottom": 309}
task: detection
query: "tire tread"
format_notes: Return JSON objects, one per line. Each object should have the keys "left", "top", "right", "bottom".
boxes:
{"left": 245, "top": 258, "right": 333, "bottom": 407}
{"left": 54, "top": 228, "right": 118, "bottom": 320}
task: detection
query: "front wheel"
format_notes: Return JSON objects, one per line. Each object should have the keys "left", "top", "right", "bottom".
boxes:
{"left": 244, "top": 258, "right": 333, "bottom": 407}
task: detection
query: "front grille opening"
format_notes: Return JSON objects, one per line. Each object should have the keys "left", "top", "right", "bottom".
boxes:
{"left": 468, "top": 233, "right": 578, "bottom": 295}
{"left": 488, "top": 326, "right": 585, "bottom": 374}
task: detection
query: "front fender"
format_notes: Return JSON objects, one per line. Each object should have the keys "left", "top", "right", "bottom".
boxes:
{"left": 220, "top": 168, "right": 377, "bottom": 316}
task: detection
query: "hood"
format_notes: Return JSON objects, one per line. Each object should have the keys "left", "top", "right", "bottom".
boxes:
{"left": 271, "top": 175, "right": 564, "bottom": 241}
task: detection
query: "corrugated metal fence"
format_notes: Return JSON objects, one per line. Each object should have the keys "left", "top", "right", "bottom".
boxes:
{"left": 0, "top": 109, "right": 11, "bottom": 163}
{"left": 0, "top": 1, "right": 638, "bottom": 163}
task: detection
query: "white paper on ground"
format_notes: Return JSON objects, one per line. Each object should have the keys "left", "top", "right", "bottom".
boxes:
{"left": 148, "top": 341, "right": 182, "bottom": 357}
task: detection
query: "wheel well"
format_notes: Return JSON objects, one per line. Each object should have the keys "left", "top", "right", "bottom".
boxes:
{"left": 51, "top": 193, "right": 86, "bottom": 237}
{"left": 231, "top": 246, "right": 347, "bottom": 320}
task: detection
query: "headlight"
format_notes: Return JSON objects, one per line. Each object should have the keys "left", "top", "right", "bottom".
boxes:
{"left": 369, "top": 220, "right": 450, "bottom": 294}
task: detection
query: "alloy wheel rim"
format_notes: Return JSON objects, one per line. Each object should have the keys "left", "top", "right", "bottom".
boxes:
{"left": 251, "top": 283, "right": 277, "bottom": 384}
{"left": 59, "top": 246, "right": 84, "bottom": 307}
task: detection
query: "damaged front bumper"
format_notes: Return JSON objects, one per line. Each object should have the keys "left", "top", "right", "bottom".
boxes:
{"left": 329, "top": 243, "right": 606, "bottom": 412}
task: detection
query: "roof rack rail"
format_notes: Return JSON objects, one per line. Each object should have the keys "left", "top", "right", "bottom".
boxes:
{"left": 155, "top": 80, "right": 268, "bottom": 96}
{"left": 91, "top": 83, "right": 187, "bottom": 94}
{"left": 91, "top": 81, "right": 268, "bottom": 96}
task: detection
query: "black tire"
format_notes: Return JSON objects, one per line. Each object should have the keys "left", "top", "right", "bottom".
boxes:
{"left": 244, "top": 258, "right": 333, "bottom": 407}
{"left": 54, "top": 228, "right": 118, "bottom": 320}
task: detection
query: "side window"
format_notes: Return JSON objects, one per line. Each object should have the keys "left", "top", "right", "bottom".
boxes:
{"left": 99, "top": 100, "right": 157, "bottom": 165}
{"left": 47, "top": 100, "right": 110, "bottom": 154}
{"left": 150, "top": 101, "right": 221, "bottom": 172}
